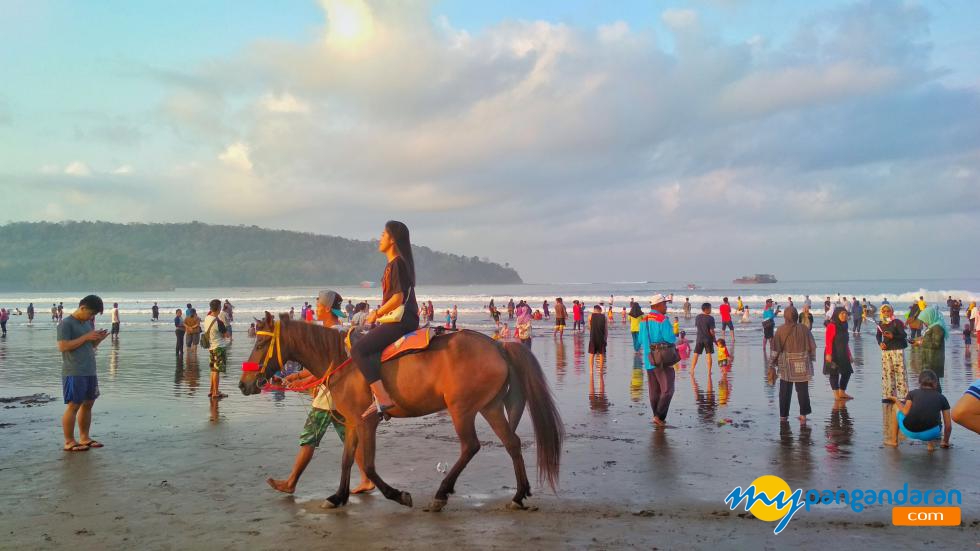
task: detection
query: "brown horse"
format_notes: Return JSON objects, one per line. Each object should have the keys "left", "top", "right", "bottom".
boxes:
{"left": 239, "top": 313, "right": 563, "bottom": 512}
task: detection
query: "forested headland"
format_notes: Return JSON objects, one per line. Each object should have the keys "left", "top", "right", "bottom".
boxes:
{"left": 0, "top": 222, "right": 522, "bottom": 291}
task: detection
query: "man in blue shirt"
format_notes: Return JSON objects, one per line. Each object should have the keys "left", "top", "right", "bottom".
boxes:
{"left": 637, "top": 294, "right": 677, "bottom": 427}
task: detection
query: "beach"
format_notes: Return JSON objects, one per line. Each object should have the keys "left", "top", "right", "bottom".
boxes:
{"left": 1, "top": 282, "right": 979, "bottom": 549}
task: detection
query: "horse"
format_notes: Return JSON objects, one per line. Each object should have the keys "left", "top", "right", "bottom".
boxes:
{"left": 239, "top": 313, "right": 563, "bottom": 512}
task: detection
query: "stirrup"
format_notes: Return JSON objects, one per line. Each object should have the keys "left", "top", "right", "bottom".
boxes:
{"left": 362, "top": 400, "right": 394, "bottom": 421}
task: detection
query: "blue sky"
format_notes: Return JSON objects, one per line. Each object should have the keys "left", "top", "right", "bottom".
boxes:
{"left": 1, "top": 0, "right": 978, "bottom": 282}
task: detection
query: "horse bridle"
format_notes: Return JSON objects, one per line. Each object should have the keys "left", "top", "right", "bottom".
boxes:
{"left": 244, "top": 319, "right": 284, "bottom": 388}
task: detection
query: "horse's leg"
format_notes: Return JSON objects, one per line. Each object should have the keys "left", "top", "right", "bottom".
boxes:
{"left": 358, "top": 416, "right": 413, "bottom": 507}
{"left": 424, "top": 408, "right": 481, "bottom": 512}
{"left": 481, "top": 401, "right": 532, "bottom": 509}
{"left": 322, "top": 421, "right": 358, "bottom": 509}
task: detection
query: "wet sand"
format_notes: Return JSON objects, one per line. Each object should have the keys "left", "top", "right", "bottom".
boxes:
{"left": 1, "top": 314, "right": 979, "bottom": 549}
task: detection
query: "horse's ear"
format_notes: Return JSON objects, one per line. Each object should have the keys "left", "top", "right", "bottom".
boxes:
{"left": 264, "top": 311, "right": 274, "bottom": 325}
{"left": 278, "top": 313, "right": 290, "bottom": 323}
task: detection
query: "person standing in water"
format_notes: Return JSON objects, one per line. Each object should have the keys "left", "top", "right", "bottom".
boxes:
{"left": 690, "top": 303, "right": 716, "bottom": 376}
{"left": 151, "top": 302, "right": 159, "bottom": 322}
{"left": 876, "top": 304, "right": 909, "bottom": 402}
{"left": 204, "top": 299, "right": 231, "bottom": 400}
{"left": 682, "top": 298, "right": 691, "bottom": 319}
{"left": 736, "top": 296, "right": 744, "bottom": 313}
{"left": 825, "top": 307, "right": 854, "bottom": 400}
{"left": 542, "top": 300, "right": 550, "bottom": 320}
{"left": 772, "top": 306, "right": 815, "bottom": 423}
{"left": 916, "top": 306, "right": 947, "bottom": 392}
{"left": 58, "top": 295, "right": 109, "bottom": 452}
{"left": 850, "top": 297, "right": 862, "bottom": 334}
{"left": 719, "top": 297, "right": 734, "bottom": 343}
{"left": 173, "top": 309, "right": 185, "bottom": 356}
{"left": 638, "top": 295, "right": 677, "bottom": 427}
{"left": 351, "top": 221, "right": 420, "bottom": 419}
{"left": 450, "top": 305, "right": 458, "bottom": 330}
{"left": 27, "top": 303, "right": 34, "bottom": 326}
{"left": 110, "top": 303, "right": 121, "bottom": 341}
{"left": 628, "top": 302, "right": 644, "bottom": 352}
{"left": 799, "top": 304, "right": 814, "bottom": 330}
{"left": 553, "top": 298, "right": 566, "bottom": 338}
{"left": 588, "top": 305, "right": 607, "bottom": 373}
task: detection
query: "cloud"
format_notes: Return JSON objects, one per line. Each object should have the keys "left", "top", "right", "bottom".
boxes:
{"left": 218, "top": 142, "right": 253, "bottom": 171}
{"left": 9, "top": 0, "right": 978, "bottom": 281}
{"left": 112, "top": 165, "right": 133, "bottom": 175}
{"left": 260, "top": 92, "right": 311, "bottom": 114}
{"left": 661, "top": 9, "right": 699, "bottom": 30}
{"left": 63, "top": 161, "right": 92, "bottom": 177}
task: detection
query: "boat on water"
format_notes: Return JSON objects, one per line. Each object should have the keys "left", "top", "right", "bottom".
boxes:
{"left": 733, "top": 274, "right": 777, "bottom": 284}
{"left": 686, "top": 283, "right": 698, "bottom": 290}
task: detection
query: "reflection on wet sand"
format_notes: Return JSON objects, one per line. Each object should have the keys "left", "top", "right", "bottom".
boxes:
{"left": 630, "top": 355, "right": 644, "bottom": 403}
{"left": 777, "top": 420, "right": 814, "bottom": 482}
{"left": 174, "top": 354, "right": 201, "bottom": 397}
{"left": 554, "top": 338, "right": 567, "bottom": 386}
{"left": 589, "top": 368, "right": 609, "bottom": 414}
{"left": 691, "top": 373, "right": 717, "bottom": 425}
{"left": 573, "top": 333, "right": 585, "bottom": 375}
{"left": 718, "top": 372, "right": 731, "bottom": 405}
{"left": 824, "top": 400, "right": 854, "bottom": 458}
{"left": 109, "top": 340, "right": 120, "bottom": 378}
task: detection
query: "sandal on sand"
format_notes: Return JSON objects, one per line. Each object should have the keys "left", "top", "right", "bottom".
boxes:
{"left": 80, "top": 440, "right": 104, "bottom": 448}
{"left": 63, "top": 443, "right": 90, "bottom": 452}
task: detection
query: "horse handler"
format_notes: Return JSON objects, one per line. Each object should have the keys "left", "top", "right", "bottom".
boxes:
{"left": 267, "top": 294, "right": 374, "bottom": 495}
{"left": 265, "top": 374, "right": 375, "bottom": 495}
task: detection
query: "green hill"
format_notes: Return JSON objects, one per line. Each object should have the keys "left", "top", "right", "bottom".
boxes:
{"left": 0, "top": 222, "right": 522, "bottom": 291}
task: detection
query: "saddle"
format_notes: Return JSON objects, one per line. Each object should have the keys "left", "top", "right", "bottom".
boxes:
{"left": 345, "top": 326, "right": 450, "bottom": 363}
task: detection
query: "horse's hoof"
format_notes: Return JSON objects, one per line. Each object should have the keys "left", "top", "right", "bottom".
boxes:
{"left": 398, "top": 491, "right": 413, "bottom": 508}
{"left": 506, "top": 500, "right": 527, "bottom": 511}
{"left": 423, "top": 498, "right": 447, "bottom": 512}
{"left": 320, "top": 500, "right": 338, "bottom": 510}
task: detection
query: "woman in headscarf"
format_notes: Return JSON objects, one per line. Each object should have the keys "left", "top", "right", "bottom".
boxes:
{"left": 799, "top": 303, "right": 814, "bottom": 330}
{"left": 628, "top": 302, "right": 644, "bottom": 352}
{"left": 915, "top": 306, "right": 947, "bottom": 392}
{"left": 772, "top": 306, "right": 815, "bottom": 423}
{"left": 876, "top": 304, "right": 908, "bottom": 402}
{"left": 515, "top": 301, "right": 533, "bottom": 347}
{"left": 824, "top": 307, "right": 854, "bottom": 400}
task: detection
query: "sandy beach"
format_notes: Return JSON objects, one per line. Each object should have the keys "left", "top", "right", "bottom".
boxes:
{"left": 1, "top": 290, "right": 978, "bottom": 550}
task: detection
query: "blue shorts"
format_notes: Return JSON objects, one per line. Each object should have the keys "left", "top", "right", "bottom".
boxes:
{"left": 897, "top": 411, "right": 941, "bottom": 441}
{"left": 63, "top": 375, "right": 100, "bottom": 404}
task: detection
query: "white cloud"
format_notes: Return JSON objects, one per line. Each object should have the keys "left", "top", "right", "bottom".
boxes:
{"left": 661, "top": 9, "right": 699, "bottom": 30}
{"left": 259, "top": 92, "right": 311, "bottom": 114}
{"left": 597, "top": 21, "right": 630, "bottom": 43}
{"left": 218, "top": 142, "right": 253, "bottom": 171}
{"left": 64, "top": 161, "right": 91, "bottom": 177}
{"left": 112, "top": 165, "right": 133, "bottom": 175}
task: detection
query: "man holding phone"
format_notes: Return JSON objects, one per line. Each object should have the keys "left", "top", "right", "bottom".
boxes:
{"left": 58, "top": 295, "right": 109, "bottom": 452}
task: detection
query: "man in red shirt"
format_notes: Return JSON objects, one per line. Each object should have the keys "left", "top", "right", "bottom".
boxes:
{"left": 720, "top": 296, "right": 735, "bottom": 343}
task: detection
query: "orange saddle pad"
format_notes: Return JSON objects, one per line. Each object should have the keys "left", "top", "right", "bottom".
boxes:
{"left": 380, "top": 328, "right": 433, "bottom": 363}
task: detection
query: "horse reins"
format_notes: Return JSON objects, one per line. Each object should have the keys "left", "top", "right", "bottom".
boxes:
{"left": 244, "top": 320, "right": 352, "bottom": 392}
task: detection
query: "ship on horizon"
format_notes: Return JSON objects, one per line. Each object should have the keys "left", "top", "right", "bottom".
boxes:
{"left": 733, "top": 274, "right": 777, "bottom": 284}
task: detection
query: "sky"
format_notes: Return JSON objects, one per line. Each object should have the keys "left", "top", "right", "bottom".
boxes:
{"left": 1, "top": 0, "right": 978, "bottom": 283}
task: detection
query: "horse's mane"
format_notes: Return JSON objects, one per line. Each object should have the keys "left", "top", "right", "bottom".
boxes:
{"left": 278, "top": 317, "right": 348, "bottom": 364}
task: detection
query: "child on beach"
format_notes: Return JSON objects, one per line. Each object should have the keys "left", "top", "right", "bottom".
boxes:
{"left": 964, "top": 324, "right": 972, "bottom": 345}
{"left": 886, "top": 369, "right": 951, "bottom": 452}
{"left": 676, "top": 331, "right": 691, "bottom": 360}
{"left": 672, "top": 317, "right": 680, "bottom": 337}
{"left": 717, "top": 339, "right": 731, "bottom": 372}
{"left": 444, "top": 310, "right": 452, "bottom": 329}
{"left": 494, "top": 323, "right": 510, "bottom": 341}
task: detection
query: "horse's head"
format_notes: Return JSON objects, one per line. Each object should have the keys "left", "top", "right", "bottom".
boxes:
{"left": 239, "top": 311, "right": 288, "bottom": 396}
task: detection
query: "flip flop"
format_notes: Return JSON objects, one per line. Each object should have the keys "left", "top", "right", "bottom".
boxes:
{"left": 80, "top": 440, "right": 104, "bottom": 448}
{"left": 63, "top": 443, "right": 90, "bottom": 452}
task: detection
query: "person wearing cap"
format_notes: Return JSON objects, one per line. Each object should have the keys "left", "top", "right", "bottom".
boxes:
{"left": 637, "top": 294, "right": 678, "bottom": 427}
{"left": 266, "top": 290, "right": 375, "bottom": 496}
{"left": 58, "top": 294, "right": 109, "bottom": 452}
{"left": 316, "top": 290, "right": 347, "bottom": 327}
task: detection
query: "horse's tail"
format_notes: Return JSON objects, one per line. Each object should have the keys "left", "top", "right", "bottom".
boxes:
{"left": 500, "top": 341, "right": 564, "bottom": 492}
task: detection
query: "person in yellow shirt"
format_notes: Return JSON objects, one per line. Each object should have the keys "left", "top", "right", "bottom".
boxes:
{"left": 717, "top": 339, "right": 731, "bottom": 372}
{"left": 672, "top": 317, "right": 680, "bottom": 336}
{"left": 628, "top": 302, "right": 643, "bottom": 351}
{"left": 736, "top": 296, "right": 744, "bottom": 313}
{"left": 917, "top": 296, "right": 927, "bottom": 312}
